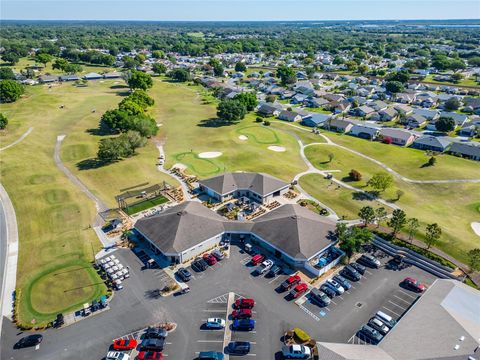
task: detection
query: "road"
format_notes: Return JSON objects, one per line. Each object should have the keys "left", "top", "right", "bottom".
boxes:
{"left": 0, "top": 192, "right": 8, "bottom": 333}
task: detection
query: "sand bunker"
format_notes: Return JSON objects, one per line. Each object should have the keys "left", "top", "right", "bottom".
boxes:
{"left": 172, "top": 163, "right": 187, "bottom": 170}
{"left": 471, "top": 222, "right": 480, "bottom": 237}
{"left": 268, "top": 146, "right": 286, "bottom": 152}
{"left": 238, "top": 135, "right": 248, "bottom": 141}
{"left": 198, "top": 151, "right": 222, "bottom": 158}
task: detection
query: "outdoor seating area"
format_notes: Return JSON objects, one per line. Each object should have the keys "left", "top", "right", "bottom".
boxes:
{"left": 311, "top": 247, "right": 344, "bottom": 270}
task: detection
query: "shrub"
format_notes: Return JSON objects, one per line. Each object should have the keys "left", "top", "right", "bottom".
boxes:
{"left": 349, "top": 169, "right": 362, "bottom": 181}
{"left": 293, "top": 327, "right": 311, "bottom": 343}
{"left": 255, "top": 116, "right": 263, "bottom": 123}
{"left": 263, "top": 120, "right": 271, "bottom": 126}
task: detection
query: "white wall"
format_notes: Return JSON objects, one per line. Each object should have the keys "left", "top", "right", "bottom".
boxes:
{"left": 180, "top": 233, "right": 223, "bottom": 263}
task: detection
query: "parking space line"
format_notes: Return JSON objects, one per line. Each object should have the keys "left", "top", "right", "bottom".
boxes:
{"left": 398, "top": 289, "right": 417, "bottom": 299}
{"left": 393, "top": 294, "right": 411, "bottom": 304}
{"left": 299, "top": 304, "right": 321, "bottom": 322}
{"left": 330, "top": 300, "right": 337, "bottom": 305}
{"left": 203, "top": 309, "right": 227, "bottom": 312}
{"left": 365, "top": 270, "right": 373, "bottom": 275}
{"left": 382, "top": 306, "right": 401, "bottom": 317}
{"left": 388, "top": 300, "right": 407, "bottom": 310}
{"left": 197, "top": 340, "right": 223, "bottom": 343}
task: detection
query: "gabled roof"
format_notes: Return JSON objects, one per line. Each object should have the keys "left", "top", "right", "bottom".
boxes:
{"left": 279, "top": 110, "right": 301, "bottom": 121}
{"left": 350, "top": 124, "right": 380, "bottom": 135}
{"left": 379, "top": 128, "right": 415, "bottom": 141}
{"left": 328, "top": 118, "right": 353, "bottom": 129}
{"left": 449, "top": 142, "right": 480, "bottom": 157}
{"left": 198, "top": 172, "right": 289, "bottom": 197}
{"left": 413, "top": 135, "right": 453, "bottom": 149}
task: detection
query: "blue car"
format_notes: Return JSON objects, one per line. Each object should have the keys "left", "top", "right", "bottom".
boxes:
{"left": 333, "top": 275, "right": 352, "bottom": 290}
{"left": 228, "top": 341, "right": 251, "bottom": 354}
{"left": 232, "top": 319, "right": 255, "bottom": 331}
{"left": 198, "top": 351, "right": 224, "bottom": 360}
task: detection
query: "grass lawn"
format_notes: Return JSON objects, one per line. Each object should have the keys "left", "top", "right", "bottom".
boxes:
{"left": 124, "top": 195, "right": 169, "bottom": 215}
{"left": 322, "top": 131, "right": 480, "bottom": 180}
{"left": 270, "top": 121, "right": 327, "bottom": 145}
{"left": 303, "top": 144, "right": 480, "bottom": 264}
{"left": 150, "top": 80, "right": 307, "bottom": 182}
{"left": 423, "top": 74, "right": 479, "bottom": 87}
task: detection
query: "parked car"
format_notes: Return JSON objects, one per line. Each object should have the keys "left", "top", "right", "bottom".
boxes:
{"left": 280, "top": 275, "right": 301, "bottom": 291}
{"left": 402, "top": 277, "right": 426, "bottom": 292}
{"left": 326, "top": 279, "right": 345, "bottom": 295}
{"left": 234, "top": 298, "right": 255, "bottom": 309}
{"left": 251, "top": 253, "right": 265, "bottom": 266}
{"left": 333, "top": 275, "right": 351, "bottom": 290}
{"left": 144, "top": 327, "right": 168, "bottom": 339}
{"left": 112, "top": 339, "right": 137, "bottom": 351}
{"left": 358, "top": 254, "right": 381, "bottom": 268}
{"left": 320, "top": 284, "right": 336, "bottom": 298}
{"left": 232, "top": 319, "right": 255, "bottom": 331}
{"left": 341, "top": 265, "right": 361, "bottom": 281}
{"left": 106, "top": 351, "right": 130, "bottom": 360}
{"left": 54, "top": 313, "right": 64, "bottom": 328}
{"left": 227, "top": 341, "right": 251, "bottom": 355}
{"left": 14, "top": 334, "right": 43, "bottom": 349}
{"left": 192, "top": 258, "right": 208, "bottom": 271}
{"left": 203, "top": 253, "right": 217, "bottom": 266}
{"left": 267, "top": 264, "right": 282, "bottom": 277}
{"left": 139, "top": 338, "right": 165, "bottom": 351}
{"left": 368, "top": 317, "right": 390, "bottom": 336}
{"left": 205, "top": 318, "right": 226, "bottom": 329}
{"left": 211, "top": 249, "right": 225, "bottom": 260}
{"left": 232, "top": 308, "right": 252, "bottom": 319}
{"left": 360, "top": 324, "right": 383, "bottom": 344}
{"left": 309, "top": 288, "right": 331, "bottom": 307}
{"left": 282, "top": 344, "right": 312, "bottom": 359}
{"left": 375, "top": 311, "right": 397, "bottom": 328}
{"left": 137, "top": 351, "right": 163, "bottom": 360}
{"left": 176, "top": 267, "right": 192, "bottom": 282}
{"left": 290, "top": 283, "right": 309, "bottom": 298}
{"left": 197, "top": 351, "right": 224, "bottom": 360}
{"left": 257, "top": 259, "right": 274, "bottom": 275}
{"left": 351, "top": 262, "right": 366, "bottom": 275}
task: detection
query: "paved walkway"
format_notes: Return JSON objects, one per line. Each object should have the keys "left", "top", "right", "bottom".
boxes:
{"left": 0, "top": 127, "right": 34, "bottom": 152}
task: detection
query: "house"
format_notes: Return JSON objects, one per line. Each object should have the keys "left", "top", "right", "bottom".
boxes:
{"left": 302, "top": 114, "right": 331, "bottom": 127}
{"left": 352, "top": 105, "right": 375, "bottom": 118}
{"left": 38, "top": 75, "right": 58, "bottom": 83}
{"left": 378, "top": 108, "right": 398, "bottom": 122}
{"left": 326, "top": 119, "right": 354, "bottom": 133}
{"left": 330, "top": 100, "right": 351, "bottom": 114}
{"left": 291, "top": 93, "right": 309, "bottom": 104}
{"left": 411, "top": 108, "right": 440, "bottom": 121}
{"left": 305, "top": 97, "right": 329, "bottom": 108}
{"left": 439, "top": 111, "right": 469, "bottom": 127}
{"left": 393, "top": 104, "right": 413, "bottom": 116}
{"left": 406, "top": 114, "right": 428, "bottom": 128}
{"left": 278, "top": 110, "right": 302, "bottom": 122}
{"left": 448, "top": 142, "right": 480, "bottom": 161}
{"left": 257, "top": 103, "right": 281, "bottom": 117}
{"left": 103, "top": 72, "right": 122, "bottom": 79}
{"left": 395, "top": 93, "right": 415, "bottom": 104}
{"left": 83, "top": 72, "right": 103, "bottom": 80}
{"left": 412, "top": 136, "right": 453, "bottom": 152}
{"left": 458, "top": 121, "right": 480, "bottom": 137}
{"left": 324, "top": 93, "right": 345, "bottom": 102}
{"left": 370, "top": 100, "right": 388, "bottom": 111}
{"left": 349, "top": 124, "right": 380, "bottom": 140}
{"left": 59, "top": 74, "right": 80, "bottom": 82}
{"left": 379, "top": 128, "right": 417, "bottom": 146}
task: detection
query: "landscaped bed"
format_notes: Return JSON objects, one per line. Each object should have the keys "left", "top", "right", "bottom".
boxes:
{"left": 124, "top": 194, "right": 170, "bottom": 215}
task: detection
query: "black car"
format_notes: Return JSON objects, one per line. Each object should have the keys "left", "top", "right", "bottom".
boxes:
{"left": 320, "top": 284, "right": 336, "bottom": 298}
{"left": 359, "top": 324, "right": 383, "bottom": 344}
{"left": 357, "top": 254, "right": 381, "bottom": 268}
{"left": 350, "top": 262, "right": 366, "bottom": 275}
{"left": 144, "top": 327, "right": 168, "bottom": 339}
{"left": 227, "top": 341, "right": 251, "bottom": 354}
{"left": 140, "top": 338, "right": 165, "bottom": 351}
{"left": 176, "top": 267, "right": 192, "bottom": 282}
{"left": 192, "top": 258, "right": 208, "bottom": 271}
{"left": 309, "top": 288, "right": 331, "bottom": 307}
{"left": 267, "top": 265, "right": 282, "bottom": 277}
{"left": 333, "top": 274, "right": 352, "bottom": 290}
{"left": 14, "top": 335, "right": 43, "bottom": 349}
{"left": 341, "top": 265, "right": 361, "bottom": 281}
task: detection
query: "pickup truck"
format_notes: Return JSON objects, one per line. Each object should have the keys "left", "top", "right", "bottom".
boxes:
{"left": 280, "top": 275, "right": 301, "bottom": 291}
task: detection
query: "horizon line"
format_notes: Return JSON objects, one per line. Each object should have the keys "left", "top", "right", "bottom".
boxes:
{"left": 2, "top": 18, "right": 480, "bottom": 22}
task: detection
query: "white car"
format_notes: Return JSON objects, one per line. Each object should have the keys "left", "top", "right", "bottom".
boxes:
{"left": 326, "top": 278, "right": 345, "bottom": 294}
{"left": 257, "top": 259, "right": 274, "bottom": 275}
{"left": 282, "top": 344, "right": 311, "bottom": 359}
{"left": 106, "top": 351, "right": 130, "bottom": 360}
{"left": 205, "top": 318, "right": 226, "bottom": 329}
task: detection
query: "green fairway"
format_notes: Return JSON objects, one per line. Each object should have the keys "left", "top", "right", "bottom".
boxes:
{"left": 270, "top": 121, "right": 327, "bottom": 145}
{"left": 237, "top": 125, "right": 280, "bottom": 144}
{"left": 124, "top": 195, "right": 169, "bottom": 215}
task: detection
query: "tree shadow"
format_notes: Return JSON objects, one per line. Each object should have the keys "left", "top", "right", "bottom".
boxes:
{"left": 76, "top": 158, "right": 113, "bottom": 170}
{"left": 352, "top": 191, "right": 378, "bottom": 201}
{"left": 197, "top": 117, "right": 238, "bottom": 128}
{"left": 116, "top": 91, "right": 131, "bottom": 97}
{"left": 86, "top": 121, "right": 116, "bottom": 136}
{"left": 110, "top": 84, "right": 129, "bottom": 90}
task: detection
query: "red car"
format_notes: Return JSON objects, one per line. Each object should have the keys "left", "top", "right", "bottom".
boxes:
{"left": 137, "top": 351, "right": 163, "bottom": 360}
{"left": 251, "top": 254, "right": 265, "bottom": 266}
{"left": 112, "top": 339, "right": 137, "bottom": 351}
{"left": 234, "top": 298, "right": 255, "bottom": 309}
{"left": 203, "top": 253, "right": 217, "bottom": 266}
{"left": 281, "top": 275, "right": 301, "bottom": 291}
{"left": 290, "top": 283, "right": 308, "bottom": 298}
{"left": 403, "top": 277, "right": 426, "bottom": 292}
{"left": 232, "top": 308, "right": 252, "bottom": 319}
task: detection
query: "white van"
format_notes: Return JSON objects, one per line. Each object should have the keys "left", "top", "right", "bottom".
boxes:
{"left": 376, "top": 310, "right": 397, "bottom": 328}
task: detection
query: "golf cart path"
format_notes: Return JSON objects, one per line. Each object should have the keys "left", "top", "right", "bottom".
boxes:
{"left": 0, "top": 127, "right": 34, "bottom": 152}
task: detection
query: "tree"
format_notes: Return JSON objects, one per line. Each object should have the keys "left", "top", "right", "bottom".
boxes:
{"left": 1, "top": 52, "right": 20, "bottom": 65}
{"left": 467, "top": 248, "right": 480, "bottom": 272}
{"left": 126, "top": 71, "right": 153, "bottom": 91}
{"left": 0, "top": 113, "right": 8, "bottom": 130}
{"left": 152, "top": 63, "right": 167, "bottom": 75}
{"left": 425, "top": 223, "right": 441, "bottom": 249}
{"left": 406, "top": 218, "right": 420, "bottom": 242}
{"left": 101, "top": 109, "right": 131, "bottom": 132}
{"left": 127, "top": 90, "right": 155, "bottom": 108}
{"left": 335, "top": 222, "right": 348, "bottom": 242}
{"left": 349, "top": 169, "right": 362, "bottom": 181}
{"left": 234, "top": 92, "right": 258, "bottom": 111}
{"left": 444, "top": 97, "right": 461, "bottom": 111}
{"left": 235, "top": 62, "right": 247, "bottom": 72}
{"left": 152, "top": 50, "right": 165, "bottom": 59}
{"left": 358, "top": 206, "right": 375, "bottom": 227}
{"left": 265, "top": 95, "right": 276, "bottom": 103}
{"left": 97, "top": 137, "right": 122, "bottom": 161}
{"left": 35, "top": 53, "right": 53, "bottom": 68}
{"left": 328, "top": 153, "right": 334, "bottom": 163}
{"left": 375, "top": 207, "right": 387, "bottom": 228}
{"left": 388, "top": 209, "right": 407, "bottom": 237}
{"left": 169, "top": 68, "right": 191, "bottom": 82}
{"left": 451, "top": 73, "right": 464, "bottom": 83}
{"left": 345, "top": 60, "right": 357, "bottom": 72}
{"left": 357, "top": 64, "right": 368, "bottom": 75}
{"left": 131, "top": 115, "right": 158, "bottom": 137}
{"left": 435, "top": 117, "right": 456, "bottom": 133}
{"left": 396, "top": 189, "right": 405, "bottom": 201}
{"left": 367, "top": 172, "right": 393, "bottom": 193}
{"left": 277, "top": 65, "right": 296, "bottom": 86}
{"left": 386, "top": 71, "right": 410, "bottom": 83}
{"left": 0, "top": 68, "right": 16, "bottom": 80}
{"left": 64, "top": 63, "right": 82, "bottom": 74}
{"left": 385, "top": 81, "right": 404, "bottom": 94}
{"left": 118, "top": 99, "right": 144, "bottom": 116}
{"left": 217, "top": 99, "right": 247, "bottom": 123}
{"left": 427, "top": 156, "right": 437, "bottom": 167}
{"left": 339, "top": 226, "right": 373, "bottom": 261}
{"left": 209, "top": 59, "right": 224, "bottom": 77}
{"left": 0, "top": 80, "right": 24, "bottom": 103}
{"left": 52, "top": 58, "right": 69, "bottom": 71}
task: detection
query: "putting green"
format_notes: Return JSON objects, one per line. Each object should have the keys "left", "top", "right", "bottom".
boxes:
{"left": 236, "top": 125, "right": 280, "bottom": 144}
{"left": 174, "top": 152, "right": 222, "bottom": 176}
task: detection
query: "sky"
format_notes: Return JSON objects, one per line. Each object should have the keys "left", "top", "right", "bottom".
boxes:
{"left": 1, "top": 0, "right": 479, "bottom": 21}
